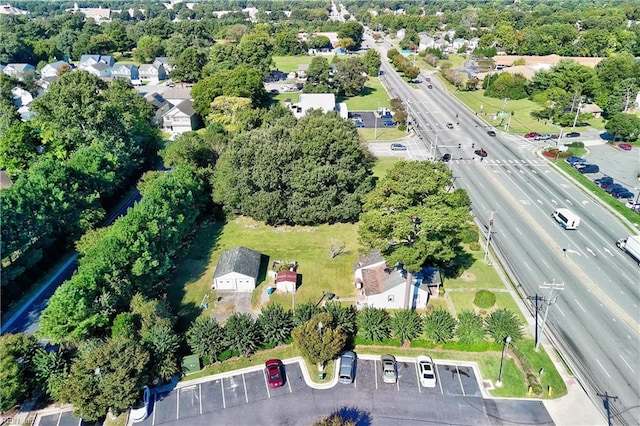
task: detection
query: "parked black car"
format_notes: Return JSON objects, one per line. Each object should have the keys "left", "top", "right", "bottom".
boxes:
{"left": 577, "top": 164, "right": 599, "bottom": 174}
{"left": 565, "top": 132, "right": 581, "bottom": 138}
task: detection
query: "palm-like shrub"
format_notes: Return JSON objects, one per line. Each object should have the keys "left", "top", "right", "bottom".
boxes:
{"left": 356, "top": 307, "right": 391, "bottom": 341}
{"left": 455, "top": 310, "right": 485, "bottom": 344}
{"left": 391, "top": 309, "right": 423, "bottom": 343}
{"left": 324, "top": 302, "right": 357, "bottom": 336}
{"left": 423, "top": 308, "right": 456, "bottom": 343}
{"left": 224, "top": 312, "right": 261, "bottom": 356}
{"left": 293, "top": 302, "right": 319, "bottom": 326}
{"left": 485, "top": 308, "right": 523, "bottom": 343}
{"left": 186, "top": 317, "right": 226, "bottom": 362}
{"left": 258, "top": 303, "right": 293, "bottom": 346}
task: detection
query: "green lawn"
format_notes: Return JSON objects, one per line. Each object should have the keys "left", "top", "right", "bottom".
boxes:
{"left": 443, "top": 249, "right": 507, "bottom": 290}
{"left": 358, "top": 127, "right": 407, "bottom": 141}
{"left": 372, "top": 156, "right": 401, "bottom": 179}
{"left": 272, "top": 55, "right": 314, "bottom": 73}
{"left": 447, "top": 291, "right": 528, "bottom": 325}
{"left": 343, "top": 77, "right": 391, "bottom": 111}
{"left": 167, "top": 217, "right": 361, "bottom": 330}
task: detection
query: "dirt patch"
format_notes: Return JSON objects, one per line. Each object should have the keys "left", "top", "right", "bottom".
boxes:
{"left": 460, "top": 271, "right": 476, "bottom": 282}
{"left": 209, "top": 291, "right": 258, "bottom": 323}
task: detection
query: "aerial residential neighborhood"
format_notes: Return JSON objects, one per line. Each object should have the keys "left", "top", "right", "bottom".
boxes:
{"left": 1, "top": 0, "right": 639, "bottom": 425}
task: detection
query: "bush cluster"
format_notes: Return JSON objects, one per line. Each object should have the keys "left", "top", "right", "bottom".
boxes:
{"left": 474, "top": 290, "right": 496, "bottom": 309}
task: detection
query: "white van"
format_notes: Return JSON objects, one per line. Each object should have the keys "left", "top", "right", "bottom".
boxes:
{"left": 552, "top": 208, "right": 580, "bottom": 230}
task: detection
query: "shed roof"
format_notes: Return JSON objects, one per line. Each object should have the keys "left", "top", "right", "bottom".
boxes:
{"left": 276, "top": 270, "right": 297, "bottom": 283}
{"left": 213, "top": 246, "right": 262, "bottom": 279}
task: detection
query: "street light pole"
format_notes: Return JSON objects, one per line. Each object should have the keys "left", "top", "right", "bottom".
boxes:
{"left": 536, "top": 281, "right": 565, "bottom": 351}
{"left": 314, "top": 291, "right": 336, "bottom": 308}
{"left": 496, "top": 335, "right": 512, "bottom": 387}
{"left": 484, "top": 211, "right": 497, "bottom": 264}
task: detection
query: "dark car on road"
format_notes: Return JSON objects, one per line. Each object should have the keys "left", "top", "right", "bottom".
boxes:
{"left": 391, "top": 143, "right": 407, "bottom": 151}
{"left": 577, "top": 164, "right": 599, "bottom": 174}
{"left": 474, "top": 148, "right": 488, "bottom": 157}
{"left": 487, "top": 130, "right": 496, "bottom": 137}
{"left": 442, "top": 153, "right": 451, "bottom": 162}
{"left": 265, "top": 359, "right": 284, "bottom": 388}
{"left": 565, "top": 132, "right": 581, "bottom": 138}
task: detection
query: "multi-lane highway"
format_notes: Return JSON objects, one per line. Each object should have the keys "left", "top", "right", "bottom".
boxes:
{"left": 367, "top": 35, "right": 639, "bottom": 425}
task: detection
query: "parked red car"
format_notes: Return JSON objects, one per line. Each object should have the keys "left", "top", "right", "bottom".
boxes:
{"left": 265, "top": 359, "right": 284, "bottom": 388}
{"left": 619, "top": 143, "right": 632, "bottom": 151}
{"left": 524, "top": 132, "right": 539, "bottom": 138}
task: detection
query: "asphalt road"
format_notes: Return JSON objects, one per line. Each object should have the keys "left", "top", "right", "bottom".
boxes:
{"left": 368, "top": 35, "right": 639, "bottom": 425}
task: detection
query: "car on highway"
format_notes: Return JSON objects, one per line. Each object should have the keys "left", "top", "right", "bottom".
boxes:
{"left": 417, "top": 356, "right": 437, "bottom": 388}
{"left": 383, "top": 120, "right": 396, "bottom": 127}
{"left": 566, "top": 156, "right": 587, "bottom": 166}
{"left": 487, "top": 130, "right": 496, "bottom": 137}
{"left": 265, "top": 359, "right": 284, "bottom": 388}
{"left": 474, "top": 148, "right": 488, "bottom": 157}
{"left": 524, "top": 132, "right": 539, "bottom": 138}
{"left": 427, "top": 84, "right": 433, "bottom": 89}
{"left": 391, "top": 143, "right": 407, "bottom": 151}
{"left": 442, "top": 153, "right": 451, "bottom": 162}
{"left": 577, "top": 164, "right": 599, "bottom": 174}
{"left": 619, "top": 143, "right": 632, "bottom": 151}
{"left": 338, "top": 351, "right": 356, "bottom": 384}
{"left": 446, "top": 122, "right": 454, "bottom": 129}
{"left": 565, "top": 132, "right": 581, "bottom": 138}
{"left": 381, "top": 354, "right": 397, "bottom": 384}
{"left": 534, "top": 134, "right": 552, "bottom": 140}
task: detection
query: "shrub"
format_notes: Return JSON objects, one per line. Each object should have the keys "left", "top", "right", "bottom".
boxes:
{"left": 512, "top": 345, "right": 543, "bottom": 396}
{"left": 461, "top": 224, "right": 480, "bottom": 244}
{"left": 567, "top": 141, "right": 584, "bottom": 148}
{"left": 455, "top": 310, "right": 485, "bottom": 344}
{"left": 391, "top": 309, "right": 423, "bottom": 343}
{"left": 474, "top": 290, "right": 496, "bottom": 309}
{"left": 356, "top": 307, "right": 391, "bottom": 342}
{"left": 423, "top": 308, "right": 456, "bottom": 343}
{"left": 485, "top": 308, "right": 524, "bottom": 343}
{"left": 468, "top": 241, "right": 481, "bottom": 251}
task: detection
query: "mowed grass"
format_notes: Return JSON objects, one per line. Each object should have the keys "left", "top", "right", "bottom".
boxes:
{"left": 357, "top": 127, "right": 407, "bottom": 141}
{"left": 272, "top": 55, "right": 314, "bottom": 73}
{"left": 448, "top": 291, "right": 527, "bottom": 325}
{"left": 167, "top": 217, "right": 361, "bottom": 327}
{"left": 372, "top": 156, "right": 401, "bottom": 179}
{"left": 343, "top": 77, "right": 391, "bottom": 110}
{"left": 443, "top": 248, "right": 506, "bottom": 290}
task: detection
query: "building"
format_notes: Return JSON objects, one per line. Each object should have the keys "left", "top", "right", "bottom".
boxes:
{"left": 0, "top": 4, "right": 29, "bottom": 15}
{"left": 70, "top": 2, "right": 111, "bottom": 23}
{"left": 162, "top": 100, "right": 200, "bottom": 135}
{"left": 3, "top": 63, "right": 36, "bottom": 81}
{"left": 275, "top": 270, "right": 297, "bottom": 293}
{"left": 354, "top": 251, "right": 441, "bottom": 310}
{"left": 139, "top": 63, "right": 167, "bottom": 82}
{"left": 145, "top": 92, "right": 172, "bottom": 127}
{"left": 153, "top": 57, "right": 173, "bottom": 73}
{"left": 212, "top": 246, "right": 263, "bottom": 292}
{"left": 40, "top": 60, "right": 70, "bottom": 79}
{"left": 285, "top": 93, "right": 348, "bottom": 119}
{"left": 84, "top": 62, "right": 112, "bottom": 78}
{"left": 111, "top": 63, "right": 139, "bottom": 81}
{"left": 79, "top": 55, "right": 115, "bottom": 68}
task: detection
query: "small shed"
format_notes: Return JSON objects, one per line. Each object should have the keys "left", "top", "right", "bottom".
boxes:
{"left": 276, "top": 270, "right": 297, "bottom": 293}
{"left": 213, "top": 246, "right": 262, "bottom": 292}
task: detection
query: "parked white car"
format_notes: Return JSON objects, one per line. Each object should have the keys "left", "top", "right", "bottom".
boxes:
{"left": 417, "top": 355, "right": 437, "bottom": 388}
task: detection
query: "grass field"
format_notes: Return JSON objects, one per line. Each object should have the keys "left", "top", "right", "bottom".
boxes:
{"left": 358, "top": 127, "right": 407, "bottom": 141}
{"left": 343, "top": 77, "right": 391, "bottom": 110}
{"left": 272, "top": 55, "right": 314, "bottom": 73}
{"left": 371, "top": 156, "right": 401, "bottom": 179}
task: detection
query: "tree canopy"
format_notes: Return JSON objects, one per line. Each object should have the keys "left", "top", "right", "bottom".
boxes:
{"left": 359, "top": 161, "right": 472, "bottom": 272}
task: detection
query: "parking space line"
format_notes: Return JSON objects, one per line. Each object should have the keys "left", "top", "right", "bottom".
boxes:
{"left": 263, "top": 370, "right": 271, "bottom": 398}
{"left": 176, "top": 388, "right": 180, "bottom": 420}
{"left": 435, "top": 364, "right": 444, "bottom": 395}
{"left": 374, "top": 360, "right": 379, "bottom": 389}
{"left": 220, "top": 379, "right": 226, "bottom": 408}
{"left": 242, "top": 373, "right": 249, "bottom": 403}
{"left": 456, "top": 366, "right": 466, "bottom": 396}
{"left": 199, "top": 384, "right": 203, "bottom": 415}
{"left": 151, "top": 394, "right": 157, "bottom": 425}
{"left": 414, "top": 361, "right": 422, "bottom": 393}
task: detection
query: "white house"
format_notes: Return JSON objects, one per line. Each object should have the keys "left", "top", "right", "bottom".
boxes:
{"left": 212, "top": 246, "right": 263, "bottom": 292}
{"left": 79, "top": 54, "right": 115, "bottom": 68}
{"left": 11, "top": 87, "right": 32, "bottom": 107}
{"left": 162, "top": 99, "right": 200, "bottom": 135}
{"left": 286, "top": 93, "right": 348, "bottom": 119}
{"left": 153, "top": 57, "right": 173, "bottom": 73}
{"left": 40, "top": 60, "right": 70, "bottom": 79}
{"left": 354, "top": 251, "right": 441, "bottom": 310}
{"left": 85, "top": 62, "right": 112, "bottom": 78}
{"left": 111, "top": 63, "right": 139, "bottom": 81}
{"left": 3, "top": 63, "right": 36, "bottom": 81}
{"left": 418, "top": 35, "right": 436, "bottom": 51}
{"left": 139, "top": 63, "right": 167, "bottom": 82}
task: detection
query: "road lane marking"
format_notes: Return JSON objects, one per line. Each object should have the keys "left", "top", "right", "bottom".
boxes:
{"left": 556, "top": 304, "right": 566, "bottom": 317}
{"left": 575, "top": 299, "right": 586, "bottom": 312}
{"left": 199, "top": 384, "right": 203, "bottom": 415}
{"left": 551, "top": 199, "right": 557, "bottom": 205}
{"left": 456, "top": 365, "right": 466, "bottom": 396}
{"left": 586, "top": 247, "right": 595, "bottom": 256}
{"left": 374, "top": 360, "right": 378, "bottom": 389}
{"left": 537, "top": 199, "right": 543, "bottom": 204}
{"left": 541, "top": 258, "right": 550, "bottom": 269}
{"left": 515, "top": 227, "right": 523, "bottom": 235}
{"left": 619, "top": 354, "right": 635, "bottom": 373}
{"left": 435, "top": 364, "right": 444, "bottom": 395}
{"left": 604, "top": 248, "right": 614, "bottom": 256}
{"left": 176, "top": 388, "right": 180, "bottom": 419}
{"left": 415, "top": 361, "right": 422, "bottom": 393}
{"left": 596, "top": 359, "right": 611, "bottom": 378}
{"left": 566, "top": 199, "right": 573, "bottom": 205}
{"left": 523, "top": 261, "right": 532, "bottom": 271}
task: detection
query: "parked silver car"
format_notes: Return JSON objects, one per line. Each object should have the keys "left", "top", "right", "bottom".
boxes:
{"left": 381, "top": 354, "right": 397, "bottom": 384}
{"left": 338, "top": 351, "right": 357, "bottom": 384}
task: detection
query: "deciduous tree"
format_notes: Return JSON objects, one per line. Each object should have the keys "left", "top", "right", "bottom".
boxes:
{"left": 292, "top": 312, "right": 346, "bottom": 365}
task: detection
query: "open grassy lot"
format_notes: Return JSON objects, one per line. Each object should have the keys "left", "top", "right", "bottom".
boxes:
{"left": 447, "top": 290, "right": 527, "bottom": 324}
{"left": 167, "top": 217, "right": 360, "bottom": 328}
{"left": 443, "top": 248, "right": 507, "bottom": 290}
{"left": 371, "top": 156, "right": 401, "bottom": 179}
{"left": 272, "top": 55, "right": 314, "bottom": 73}
{"left": 343, "top": 77, "right": 391, "bottom": 110}
{"left": 272, "top": 92, "right": 299, "bottom": 104}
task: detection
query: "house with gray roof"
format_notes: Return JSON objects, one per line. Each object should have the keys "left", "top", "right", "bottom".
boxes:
{"left": 213, "top": 246, "right": 263, "bottom": 292}
{"left": 41, "top": 60, "right": 70, "bottom": 79}
{"left": 354, "top": 251, "right": 441, "bottom": 310}
{"left": 111, "top": 63, "right": 139, "bottom": 81}
{"left": 3, "top": 63, "right": 36, "bottom": 81}
{"left": 139, "top": 63, "right": 167, "bottom": 82}
{"left": 162, "top": 99, "right": 200, "bottom": 135}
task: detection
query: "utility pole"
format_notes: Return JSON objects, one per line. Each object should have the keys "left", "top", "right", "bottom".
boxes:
{"left": 623, "top": 86, "right": 632, "bottom": 113}
{"left": 536, "top": 281, "right": 565, "bottom": 351}
{"left": 572, "top": 98, "right": 582, "bottom": 129}
{"left": 597, "top": 392, "right": 618, "bottom": 426}
{"left": 483, "top": 211, "right": 497, "bottom": 264}
{"left": 527, "top": 293, "right": 546, "bottom": 351}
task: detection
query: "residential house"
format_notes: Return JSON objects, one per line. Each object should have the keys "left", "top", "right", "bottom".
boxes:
{"left": 84, "top": 62, "right": 112, "bottom": 79}
{"left": 418, "top": 35, "right": 435, "bottom": 51}
{"left": 40, "top": 60, "right": 70, "bottom": 79}
{"left": 139, "top": 63, "right": 167, "bottom": 82}
{"left": 452, "top": 38, "right": 468, "bottom": 51}
{"left": 79, "top": 54, "right": 115, "bottom": 68}
{"left": 354, "top": 251, "right": 441, "bottom": 310}
{"left": 145, "top": 92, "right": 172, "bottom": 127}
{"left": 275, "top": 270, "right": 297, "bottom": 293}
{"left": 162, "top": 99, "right": 200, "bottom": 134}
{"left": 396, "top": 28, "right": 406, "bottom": 40}
{"left": 285, "top": 93, "right": 348, "bottom": 119}
{"left": 3, "top": 63, "right": 36, "bottom": 81}
{"left": 111, "top": 63, "right": 139, "bottom": 81}
{"left": 11, "top": 87, "right": 32, "bottom": 108}
{"left": 153, "top": 57, "right": 173, "bottom": 73}
{"left": 212, "top": 246, "right": 263, "bottom": 292}
{"left": 0, "top": 4, "right": 29, "bottom": 15}
{"left": 70, "top": 2, "right": 111, "bottom": 23}
{"left": 161, "top": 86, "right": 191, "bottom": 105}
{"left": 297, "top": 64, "right": 309, "bottom": 79}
